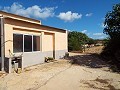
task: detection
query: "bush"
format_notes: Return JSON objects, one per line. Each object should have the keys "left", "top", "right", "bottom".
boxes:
{"left": 101, "top": 39, "right": 120, "bottom": 72}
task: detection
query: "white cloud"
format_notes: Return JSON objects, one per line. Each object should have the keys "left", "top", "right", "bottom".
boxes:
{"left": 81, "top": 30, "right": 91, "bottom": 36}
{"left": 85, "top": 13, "right": 93, "bottom": 17}
{"left": 87, "top": 33, "right": 90, "bottom": 35}
{"left": 92, "top": 32, "right": 107, "bottom": 39}
{"left": 3, "top": 2, "right": 56, "bottom": 19}
{"left": 57, "top": 11, "right": 82, "bottom": 22}
{"left": 93, "top": 33, "right": 103, "bottom": 36}
{"left": 81, "top": 30, "right": 87, "bottom": 33}
{"left": 99, "top": 36, "right": 105, "bottom": 39}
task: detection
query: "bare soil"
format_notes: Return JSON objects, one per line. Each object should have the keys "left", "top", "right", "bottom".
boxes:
{"left": 0, "top": 46, "right": 120, "bottom": 90}
{"left": 85, "top": 46, "right": 104, "bottom": 54}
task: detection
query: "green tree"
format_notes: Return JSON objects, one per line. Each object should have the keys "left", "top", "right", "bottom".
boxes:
{"left": 104, "top": 3, "right": 120, "bottom": 39}
{"left": 68, "top": 31, "right": 89, "bottom": 51}
{"left": 87, "top": 38, "right": 95, "bottom": 45}
{"left": 101, "top": 3, "right": 120, "bottom": 72}
{"left": 103, "top": 38, "right": 110, "bottom": 46}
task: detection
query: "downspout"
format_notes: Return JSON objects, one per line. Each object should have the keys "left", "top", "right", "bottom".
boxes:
{"left": 66, "top": 30, "right": 68, "bottom": 52}
{"left": 0, "top": 16, "right": 5, "bottom": 71}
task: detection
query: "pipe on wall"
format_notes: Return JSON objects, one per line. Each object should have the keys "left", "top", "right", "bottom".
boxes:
{"left": 0, "top": 16, "right": 5, "bottom": 71}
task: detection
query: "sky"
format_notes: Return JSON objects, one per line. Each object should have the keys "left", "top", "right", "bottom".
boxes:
{"left": 0, "top": 0, "right": 119, "bottom": 39}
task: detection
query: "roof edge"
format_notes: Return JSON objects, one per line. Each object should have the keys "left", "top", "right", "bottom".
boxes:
{"left": 0, "top": 10, "right": 41, "bottom": 24}
{"left": 40, "top": 24, "right": 66, "bottom": 31}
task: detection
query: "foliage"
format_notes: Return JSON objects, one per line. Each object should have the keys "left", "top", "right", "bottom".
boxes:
{"left": 101, "top": 3, "right": 120, "bottom": 72}
{"left": 103, "top": 38, "right": 110, "bottom": 46}
{"left": 103, "top": 3, "right": 120, "bottom": 39}
{"left": 68, "top": 31, "right": 89, "bottom": 51}
{"left": 87, "top": 38, "right": 95, "bottom": 45}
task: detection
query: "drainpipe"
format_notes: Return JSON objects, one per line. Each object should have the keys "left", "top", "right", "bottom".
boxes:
{"left": 0, "top": 16, "right": 5, "bottom": 71}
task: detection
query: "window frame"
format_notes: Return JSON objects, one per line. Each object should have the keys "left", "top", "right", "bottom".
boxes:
{"left": 13, "top": 33, "right": 41, "bottom": 53}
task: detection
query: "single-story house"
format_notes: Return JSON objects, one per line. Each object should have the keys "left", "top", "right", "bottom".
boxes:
{"left": 0, "top": 11, "right": 68, "bottom": 73}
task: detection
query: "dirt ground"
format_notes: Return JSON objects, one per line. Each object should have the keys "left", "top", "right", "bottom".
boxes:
{"left": 0, "top": 46, "right": 120, "bottom": 90}
{"left": 85, "top": 46, "right": 104, "bottom": 54}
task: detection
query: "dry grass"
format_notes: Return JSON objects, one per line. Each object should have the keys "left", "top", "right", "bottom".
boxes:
{"left": 85, "top": 46, "right": 104, "bottom": 54}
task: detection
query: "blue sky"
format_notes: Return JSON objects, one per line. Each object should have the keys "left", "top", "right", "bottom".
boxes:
{"left": 0, "top": 0, "right": 119, "bottom": 39}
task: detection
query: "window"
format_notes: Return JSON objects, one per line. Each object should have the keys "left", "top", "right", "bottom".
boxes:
{"left": 33, "top": 36, "right": 40, "bottom": 51}
{"left": 24, "top": 35, "right": 32, "bottom": 52}
{"left": 13, "top": 34, "right": 23, "bottom": 52}
{"left": 13, "top": 34, "right": 41, "bottom": 53}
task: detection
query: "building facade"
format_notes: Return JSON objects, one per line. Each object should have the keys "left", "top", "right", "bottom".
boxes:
{"left": 0, "top": 11, "right": 68, "bottom": 73}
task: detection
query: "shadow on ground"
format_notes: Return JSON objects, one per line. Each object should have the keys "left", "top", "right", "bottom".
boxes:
{"left": 67, "top": 53, "right": 108, "bottom": 68}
